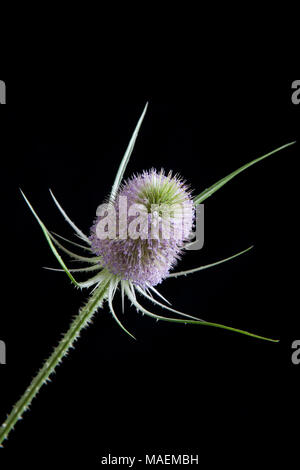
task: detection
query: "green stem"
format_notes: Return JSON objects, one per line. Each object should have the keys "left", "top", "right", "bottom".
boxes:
{"left": 0, "top": 281, "right": 109, "bottom": 447}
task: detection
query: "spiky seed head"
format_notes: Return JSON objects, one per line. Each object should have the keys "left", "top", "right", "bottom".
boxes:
{"left": 90, "top": 169, "right": 194, "bottom": 286}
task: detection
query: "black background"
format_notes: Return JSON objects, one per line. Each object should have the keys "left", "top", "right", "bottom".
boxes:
{"left": 0, "top": 78, "right": 299, "bottom": 465}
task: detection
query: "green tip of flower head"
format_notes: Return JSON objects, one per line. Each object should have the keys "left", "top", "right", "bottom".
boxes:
{"left": 132, "top": 169, "right": 192, "bottom": 209}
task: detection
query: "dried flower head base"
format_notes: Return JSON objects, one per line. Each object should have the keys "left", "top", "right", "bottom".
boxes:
{"left": 0, "top": 103, "right": 295, "bottom": 446}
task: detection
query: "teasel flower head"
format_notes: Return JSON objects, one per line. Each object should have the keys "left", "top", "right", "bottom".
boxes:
{"left": 90, "top": 169, "right": 194, "bottom": 287}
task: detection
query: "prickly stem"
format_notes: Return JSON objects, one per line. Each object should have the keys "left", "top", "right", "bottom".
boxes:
{"left": 0, "top": 281, "right": 110, "bottom": 447}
